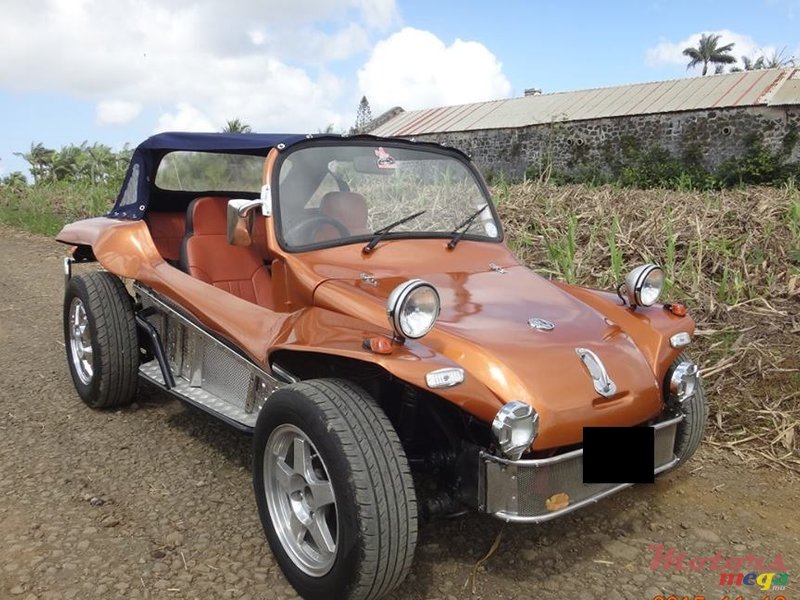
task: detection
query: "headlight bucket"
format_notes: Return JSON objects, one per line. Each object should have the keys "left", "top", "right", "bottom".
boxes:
{"left": 491, "top": 401, "right": 539, "bottom": 460}
{"left": 624, "top": 263, "right": 664, "bottom": 308}
{"left": 670, "top": 361, "right": 699, "bottom": 402}
{"left": 387, "top": 279, "right": 440, "bottom": 340}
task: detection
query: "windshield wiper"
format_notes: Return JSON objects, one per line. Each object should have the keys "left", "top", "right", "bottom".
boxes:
{"left": 362, "top": 210, "right": 426, "bottom": 254}
{"left": 447, "top": 204, "right": 488, "bottom": 249}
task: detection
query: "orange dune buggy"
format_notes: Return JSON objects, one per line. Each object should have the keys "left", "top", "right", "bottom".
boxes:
{"left": 57, "top": 132, "right": 706, "bottom": 600}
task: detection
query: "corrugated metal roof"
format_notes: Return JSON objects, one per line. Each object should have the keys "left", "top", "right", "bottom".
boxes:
{"left": 370, "top": 68, "right": 800, "bottom": 137}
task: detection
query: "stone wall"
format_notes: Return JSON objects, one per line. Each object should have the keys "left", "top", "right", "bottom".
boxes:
{"left": 407, "top": 105, "right": 800, "bottom": 179}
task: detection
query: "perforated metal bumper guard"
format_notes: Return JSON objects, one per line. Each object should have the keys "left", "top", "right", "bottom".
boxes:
{"left": 480, "top": 414, "right": 682, "bottom": 523}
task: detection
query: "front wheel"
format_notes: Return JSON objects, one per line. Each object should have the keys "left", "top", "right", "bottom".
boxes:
{"left": 253, "top": 379, "right": 417, "bottom": 600}
{"left": 63, "top": 271, "right": 139, "bottom": 408}
{"left": 670, "top": 352, "right": 708, "bottom": 464}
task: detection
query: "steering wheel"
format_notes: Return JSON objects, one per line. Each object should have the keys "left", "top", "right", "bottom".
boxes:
{"left": 284, "top": 215, "right": 351, "bottom": 245}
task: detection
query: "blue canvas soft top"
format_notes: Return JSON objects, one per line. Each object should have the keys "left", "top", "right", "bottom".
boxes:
{"left": 109, "top": 132, "right": 313, "bottom": 219}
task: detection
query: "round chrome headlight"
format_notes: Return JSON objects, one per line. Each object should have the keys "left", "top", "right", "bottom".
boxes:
{"left": 491, "top": 401, "right": 539, "bottom": 460}
{"left": 670, "top": 361, "right": 699, "bottom": 402}
{"left": 624, "top": 263, "right": 664, "bottom": 307}
{"left": 387, "top": 279, "right": 440, "bottom": 340}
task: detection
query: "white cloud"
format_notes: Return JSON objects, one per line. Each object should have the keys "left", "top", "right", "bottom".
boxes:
{"left": 96, "top": 100, "right": 143, "bottom": 125}
{"left": 155, "top": 103, "right": 216, "bottom": 133}
{"left": 0, "top": 0, "right": 399, "bottom": 133}
{"left": 357, "top": 28, "right": 512, "bottom": 113}
{"left": 646, "top": 30, "right": 776, "bottom": 72}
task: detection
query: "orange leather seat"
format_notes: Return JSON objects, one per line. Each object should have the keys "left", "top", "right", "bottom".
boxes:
{"left": 180, "top": 197, "right": 273, "bottom": 308}
{"left": 315, "top": 191, "right": 370, "bottom": 242}
{"left": 145, "top": 211, "right": 185, "bottom": 263}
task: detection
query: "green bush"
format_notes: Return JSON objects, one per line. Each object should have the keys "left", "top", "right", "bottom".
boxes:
{"left": 525, "top": 129, "right": 800, "bottom": 191}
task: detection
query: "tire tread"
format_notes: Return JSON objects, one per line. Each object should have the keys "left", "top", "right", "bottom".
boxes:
{"left": 64, "top": 272, "right": 138, "bottom": 408}
{"left": 256, "top": 378, "right": 417, "bottom": 600}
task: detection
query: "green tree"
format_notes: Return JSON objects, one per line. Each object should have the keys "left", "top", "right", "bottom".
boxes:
{"left": 1, "top": 171, "right": 28, "bottom": 187}
{"left": 760, "top": 48, "right": 796, "bottom": 68}
{"left": 14, "top": 142, "right": 55, "bottom": 183}
{"left": 222, "top": 118, "right": 253, "bottom": 133}
{"left": 52, "top": 144, "right": 83, "bottom": 181}
{"left": 682, "top": 33, "right": 736, "bottom": 76}
{"left": 731, "top": 48, "right": 796, "bottom": 72}
{"left": 353, "top": 96, "right": 373, "bottom": 133}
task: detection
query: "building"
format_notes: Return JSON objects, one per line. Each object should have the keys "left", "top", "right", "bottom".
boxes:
{"left": 368, "top": 69, "right": 800, "bottom": 179}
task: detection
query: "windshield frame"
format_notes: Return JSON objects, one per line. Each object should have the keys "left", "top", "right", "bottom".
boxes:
{"left": 271, "top": 138, "right": 504, "bottom": 253}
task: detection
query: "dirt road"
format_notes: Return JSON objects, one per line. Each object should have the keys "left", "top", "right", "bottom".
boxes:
{"left": 1, "top": 224, "right": 797, "bottom": 600}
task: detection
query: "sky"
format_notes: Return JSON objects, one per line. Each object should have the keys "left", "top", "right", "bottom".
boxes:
{"left": 0, "top": 0, "right": 798, "bottom": 178}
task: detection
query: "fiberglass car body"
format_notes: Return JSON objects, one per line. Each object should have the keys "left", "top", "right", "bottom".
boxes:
{"left": 56, "top": 132, "right": 707, "bottom": 600}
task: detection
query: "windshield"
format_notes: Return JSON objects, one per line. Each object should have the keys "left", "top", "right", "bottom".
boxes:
{"left": 276, "top": 143, "right": 500, "bottom": 250}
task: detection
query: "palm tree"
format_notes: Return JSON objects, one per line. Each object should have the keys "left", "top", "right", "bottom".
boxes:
{"left": 222, "top": 118, "right": 252, "bottom": 134}
{"left": 731, "top": 48, "right": 796, "bottom": 72}
{"left": 731, "top": 55, "right": 766, "bottom": 72}
{"left": 682, "top": 33, "right": 737, "bottom": 76}
{"left": 14, "top": 142, "right": 55, "bottom": 184}
{"left": 1, "top": 171, "right": 28, "bottom": 188}
{"left": 761, "top": 48, "right": 796, "bottom": 69}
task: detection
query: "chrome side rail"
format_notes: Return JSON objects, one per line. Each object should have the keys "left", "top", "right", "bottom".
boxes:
{"left": 134, "top": 283, "right": 286, "bottom": 430}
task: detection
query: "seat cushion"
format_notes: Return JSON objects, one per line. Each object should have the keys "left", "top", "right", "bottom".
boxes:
{"left": 181, "top": 197, "right": 273, "bottom": 308}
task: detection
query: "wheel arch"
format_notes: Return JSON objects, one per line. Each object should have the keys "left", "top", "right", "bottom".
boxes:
{"left": 268, "top": 348, "right": 492, "bottom": 455}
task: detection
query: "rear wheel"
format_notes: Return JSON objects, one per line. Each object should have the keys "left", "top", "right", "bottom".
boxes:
{"left": 63, "top": 271, "right": 139, "bottom": 408}
{"left": 253, "top": 379, "right": 417, "bottom": 600}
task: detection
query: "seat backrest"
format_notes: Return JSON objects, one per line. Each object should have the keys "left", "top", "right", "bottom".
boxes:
{"left": 319, "top": 191, "right": 370, "bottom": 237}
{"left": 145, "top": 211, "right": 185, "bottom": 263}
{"left": 180, "top": 197, "right": 273, "bottom": 308}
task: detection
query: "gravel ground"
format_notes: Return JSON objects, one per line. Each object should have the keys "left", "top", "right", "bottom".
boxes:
{"left": 0, "top": 224, "right": 797, "bottom": 600}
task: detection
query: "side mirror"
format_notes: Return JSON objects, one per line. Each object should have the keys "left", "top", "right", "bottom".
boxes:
{"left": 226, "top": 199, "right": 263, "bottom": 246}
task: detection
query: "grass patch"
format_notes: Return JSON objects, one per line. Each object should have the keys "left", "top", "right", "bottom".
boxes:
{"left": 0, "top": 181, "right": 116, "bottom": 235}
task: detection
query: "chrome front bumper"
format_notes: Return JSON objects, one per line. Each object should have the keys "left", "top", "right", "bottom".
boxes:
{"left": 479, "top": 414, "right": 682, "bottom": 523}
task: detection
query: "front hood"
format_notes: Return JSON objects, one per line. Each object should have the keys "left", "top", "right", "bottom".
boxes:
{"left": 429, "top": 267, "right": 664, "bottom": 443}
{"left": 308, "top": 244, "right": 665, "bottom": 448}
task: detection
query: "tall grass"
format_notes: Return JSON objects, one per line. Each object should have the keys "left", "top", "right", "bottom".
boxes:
{"left": 498, "top": 181, "right": 800, "bottom": 468}
{"left": 0, "top": 181, "right": 116, "bottom": 235}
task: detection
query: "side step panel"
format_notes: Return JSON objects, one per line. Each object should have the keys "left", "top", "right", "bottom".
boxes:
{"left": 140, "top": 360, "right": 257, "bottom": 430}
{"left": 134, "top": 284, "right": 287, "bottom": 431}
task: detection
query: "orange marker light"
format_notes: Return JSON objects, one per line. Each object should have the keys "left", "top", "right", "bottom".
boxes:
{"left": 666, "top": 302, "right": 687, "bottom": 317}
{"left": 363, "top": 336, "right": 393, "bottom": 355}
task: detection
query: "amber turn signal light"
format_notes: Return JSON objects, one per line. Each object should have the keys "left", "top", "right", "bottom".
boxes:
{"left": 664, "top": 302, "right": 687, "bottom": 317}
{"left": 362, "top": 336, "right": 394, "bottom": 355}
